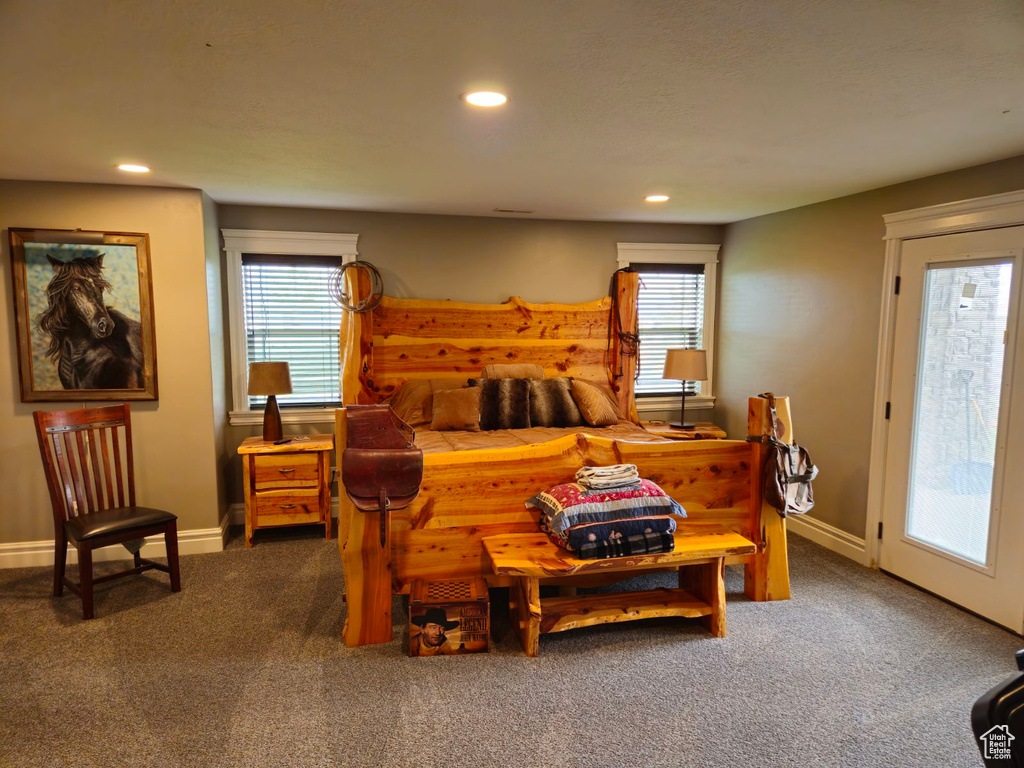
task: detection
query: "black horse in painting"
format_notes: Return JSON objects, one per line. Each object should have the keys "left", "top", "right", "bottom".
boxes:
{"left": 37, "top": 254, "right": 144, "bottom": 390}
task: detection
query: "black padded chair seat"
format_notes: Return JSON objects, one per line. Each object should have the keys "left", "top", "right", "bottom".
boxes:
{"left": 64, "top": 507, "right": 177, "bottom": 542}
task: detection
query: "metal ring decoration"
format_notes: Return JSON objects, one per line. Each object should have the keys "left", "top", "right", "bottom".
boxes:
{"left": 329, "top": 260, "right": 384, "bottom": 313}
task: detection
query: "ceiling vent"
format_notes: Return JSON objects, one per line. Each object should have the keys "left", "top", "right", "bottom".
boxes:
{"left": 493, "top": 207, "right": 534, "bottom": 214}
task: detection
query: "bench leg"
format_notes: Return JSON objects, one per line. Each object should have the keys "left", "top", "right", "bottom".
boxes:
{"left": 510, "top": 577, "right": 541, "bottom": 657}
{"left": 680, "top": 557, "right": 726, "bottom": 638}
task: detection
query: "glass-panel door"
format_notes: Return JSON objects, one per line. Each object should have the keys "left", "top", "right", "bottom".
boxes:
{"left": 905, "top": 260, "right": 1012, "bottom": 566}
{"left": 881, "top": 226, "right": 1024, "bottom": 632}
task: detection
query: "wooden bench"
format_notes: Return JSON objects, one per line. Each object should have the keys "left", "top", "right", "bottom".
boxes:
{"left": 482, "top": 525, "right": 756, "bottom": 656}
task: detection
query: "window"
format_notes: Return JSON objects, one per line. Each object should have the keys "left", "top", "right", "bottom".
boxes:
{"left": 242, "top": 255, "right": 341, "bottom": 408}
{"left": 633, "top": 263, "right": 705, "bottom": 396}
{"left": 224, "top": 230, "right": 359, "bottom": 425}
{"left": 616, "top": 243, "right": 719, "bottom": 413}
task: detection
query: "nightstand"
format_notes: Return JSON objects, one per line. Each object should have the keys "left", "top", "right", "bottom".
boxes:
{"left": 237, "top": 435, "right": 334, "bottom": 547}
{"left": 641, "top": 421, "right": 727, "bottom": 440}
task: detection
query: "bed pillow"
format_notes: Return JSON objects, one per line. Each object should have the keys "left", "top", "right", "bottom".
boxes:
{"left": 430, "top": 386, "right": 482, "bottom": 432}
{"left": 468, "top": 378, "right": 532, "bottom": 431}
{"left": 388, "top": 379, "right": 467, "bottom": 427}
{"left": 529, "top": 378, "right": 583, "bottom": 428}
{"left": 571, "top": 379, "right": 618, "bottom": 427}
{"left": 574, "top": 378, "right": 628, "bottom": 422}
{"left": 526, "top": 478, "right": 686, "bottom": 535}
{"left": 481, "top": 363, "right": 545, "bottom": 380}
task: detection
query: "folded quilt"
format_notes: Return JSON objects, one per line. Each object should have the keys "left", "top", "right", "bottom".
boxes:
{"left": 576, "top": 464, "right": 638, "bottom": 479}
{"left": 574, "top": 530, "right": 676, "bottom": 560}
{"left": 579, "top": 478, "right": 642, "bottom": 492}
{"left": 575, "top": 463, "right": 640, "bottom": 491}
{"left": 541, "top": 515, "right": 677, "bottom": 550}
{"left": 526, "top": 478, "right": 686, "bottom": 535}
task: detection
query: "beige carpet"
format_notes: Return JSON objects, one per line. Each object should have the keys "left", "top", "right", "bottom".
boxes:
{"left": 0, "top": 529, "right": 1018, "bottom": 767}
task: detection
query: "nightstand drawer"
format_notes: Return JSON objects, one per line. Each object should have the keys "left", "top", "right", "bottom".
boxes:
{"left": 256, "top": 489, "right": 322, "bottom": 526}
{"left": 253, "top": 452, "right": 320, "bottom": 490}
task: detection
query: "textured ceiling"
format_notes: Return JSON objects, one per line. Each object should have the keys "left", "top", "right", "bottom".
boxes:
{"left": 2, "top": 0, "right": 1023, "bottom": 223}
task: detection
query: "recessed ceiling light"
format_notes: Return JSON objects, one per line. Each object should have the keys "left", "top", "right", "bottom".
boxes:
{"left": 117, "top": 163, "right": 150, "bottom": 173}
{"left": 644, "top": 194, "right": 670, "bottom": 203}
{"left": 462, "top": 91, "right": 508, "bottom": 108}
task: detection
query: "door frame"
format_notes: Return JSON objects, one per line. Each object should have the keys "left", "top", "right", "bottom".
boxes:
{"left": 865, "top": 189, "right": 1024, "bottom": 569}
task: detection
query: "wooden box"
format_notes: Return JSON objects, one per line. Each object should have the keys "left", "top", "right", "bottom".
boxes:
{"left": 409, "top": 578, "right": 490, "bottom": 657}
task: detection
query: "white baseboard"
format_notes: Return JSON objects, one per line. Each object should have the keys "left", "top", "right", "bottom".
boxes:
{"left": 0, "top": 514, "right": 230, "bottom": 569}
{"left": 787, "top": 514, "right": 868, "bottom": 565}
{"left": 228, "top": 500, "right": 340, "bottom": 525}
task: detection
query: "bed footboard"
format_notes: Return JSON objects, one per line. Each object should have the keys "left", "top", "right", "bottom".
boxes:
{"left": 337, "top": 395, "right": 793, "bottom": 647}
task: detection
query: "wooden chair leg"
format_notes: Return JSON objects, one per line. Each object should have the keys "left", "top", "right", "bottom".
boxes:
{"left": 134, "top": 550, "right": 142, "bottom": 569}
{"left": 165, "top": 521, "right": 181, "bottom": 593}
{"left": 53, "top": 535, "right": 67, "bottom": 597}
{"left": 79, "top": 545, "right": 94, "bottom": 620}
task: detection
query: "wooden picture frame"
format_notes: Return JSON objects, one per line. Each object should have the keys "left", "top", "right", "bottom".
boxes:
{"left": 9, "top": 228, "right": 158, "bottom": 402}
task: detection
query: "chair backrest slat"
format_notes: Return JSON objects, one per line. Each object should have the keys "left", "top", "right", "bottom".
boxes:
{"left": 123, "top": 407, "right": 136, "bottom": 508}
{"left": 97, "top": 427, "right": 116, "bottom": 509}
{"left": 111, "top": 426, "right": 126, "bottom": 507}
{"left": 46, "top": 431, "right": 73, "bottom": 520}
{"left": 63, "top": 432, "right": 87, "bottom": 517}
{"left": 33, "top": 405, "right": 136, "bottom": 527}
{"left": 86, "top": 428, "right": 105, "bottom": 511}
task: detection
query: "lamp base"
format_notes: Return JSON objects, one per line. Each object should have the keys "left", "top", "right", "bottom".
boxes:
{"left": 262, "top": 395, "right": 284, "bottom": 442}
{"left": 669, "top": 421, "right": 696, "bottom": 430}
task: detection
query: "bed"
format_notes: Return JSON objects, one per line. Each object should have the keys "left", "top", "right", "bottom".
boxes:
{"left": 336, "top": 271, "right": 791, "bottom": 647}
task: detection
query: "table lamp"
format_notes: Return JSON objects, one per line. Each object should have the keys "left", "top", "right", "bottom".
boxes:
{"left": 662, "top": 349, "right": 707, "bottom": 429}
{"left": 248, "top": 361, "right": 292, "bottom": 442}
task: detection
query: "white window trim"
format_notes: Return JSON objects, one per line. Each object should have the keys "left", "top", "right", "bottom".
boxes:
{"left": 617, "top": 242, "right": 719, "bottom": 414}
{"left": 223, "top": 229, "right": 359, "bottom": 426}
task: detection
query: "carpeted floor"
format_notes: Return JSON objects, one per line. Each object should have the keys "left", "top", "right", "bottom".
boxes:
{"left": 0, "top": 529, "right": 1018, "bottom": 768}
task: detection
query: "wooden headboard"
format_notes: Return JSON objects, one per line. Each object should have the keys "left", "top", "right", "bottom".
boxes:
{"left": 340, "top": 271, "right": 640, "bottom": 421}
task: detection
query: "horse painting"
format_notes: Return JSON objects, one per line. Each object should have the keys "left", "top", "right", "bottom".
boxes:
{"left": 36, "top": 254, "right": 144, "bottom": 390}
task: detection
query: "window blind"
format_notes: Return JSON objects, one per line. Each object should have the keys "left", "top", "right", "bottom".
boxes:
{"left": 242, "top": 254, "right": 342, "bottom": 408}
{"left": 633, "top": 263, "right": 705, "bottom": 396}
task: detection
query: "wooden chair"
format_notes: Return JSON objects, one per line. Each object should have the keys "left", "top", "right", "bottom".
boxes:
{"left": 33, "top": 404, "right": 180, "bottom": 619}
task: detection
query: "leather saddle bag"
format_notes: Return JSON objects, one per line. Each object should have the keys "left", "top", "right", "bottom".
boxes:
{"left": 342, "top": 405, "right": 424, "bottom": 545}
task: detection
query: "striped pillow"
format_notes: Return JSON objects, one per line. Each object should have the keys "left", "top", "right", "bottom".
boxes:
{"left": 468, "top": 378, "right": 531, "bottom": 431}
{"left": 529, "top": 378, "right": 583, "bottom": 428}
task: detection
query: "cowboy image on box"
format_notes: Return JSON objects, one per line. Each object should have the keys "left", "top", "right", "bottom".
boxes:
{"left": 409, "top": 606, "right": 488, "bottom": 656}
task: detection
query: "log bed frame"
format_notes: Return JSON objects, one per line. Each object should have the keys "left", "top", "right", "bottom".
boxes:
{"left": 336, "top": 271, "right": 791, "bottom": 647}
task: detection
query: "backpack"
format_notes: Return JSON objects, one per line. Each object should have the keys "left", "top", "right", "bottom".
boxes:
{"left": 754, "top": 393, "right": 818, "bottom": 517}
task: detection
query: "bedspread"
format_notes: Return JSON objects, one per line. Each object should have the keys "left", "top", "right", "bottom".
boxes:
{"left": 413, "top": 421, "right": 671, "bottom": 454}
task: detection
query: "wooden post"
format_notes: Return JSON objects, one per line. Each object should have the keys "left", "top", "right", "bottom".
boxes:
{"left": 680, "top": 558, "right": 727, "bottom": 637}
{"left": 337, "top": 408, "right": 393, "bottom": 646}
{"left": 510, "top": 576, "right": 541, "bottom": 657}
{"left": 744, "top": 395, "right": 792, "bottom": 602}
{"left": 610, "top": 270, "right": 640, "bottom": 423}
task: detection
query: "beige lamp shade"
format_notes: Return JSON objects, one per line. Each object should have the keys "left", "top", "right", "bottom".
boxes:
{"left": 247, "top": 362, "right": 293, "bottom": 396}
{"left": 663, "top": 349, "right": 708, "bottom": 381}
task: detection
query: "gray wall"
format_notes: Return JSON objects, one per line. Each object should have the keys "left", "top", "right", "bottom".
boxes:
{"left": 217, "top": 206, "right": 722, "bottom": 303}
{"left": 716, "top": 153, "right": 1024, "bottom": 539}
{"left": 217, "top": 205, "right": 723, "bottom": 504}
{"left": 0, "top": 181, "right": 225, "bottom": 543}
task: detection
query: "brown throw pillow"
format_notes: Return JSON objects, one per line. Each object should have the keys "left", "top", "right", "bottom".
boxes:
{"left": 575, "top": 378, "right": 628, "bottom": 422}
{"left": 468, "top": 378, "right": 532, "bottom": 430}
{"left": 530, "top": 378, "right": 583, "bottom": 428}
{"left": 430, "top": 387, "right": 482, "bottom": 432}
{"left": 388, "top": 379, "right": 467, "bottom": 427}
{"left": 481, "top": 363, "right": 545, "bottom": 380}
{"left": 571, "top": 380, "right": 618, "bottom": 427}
